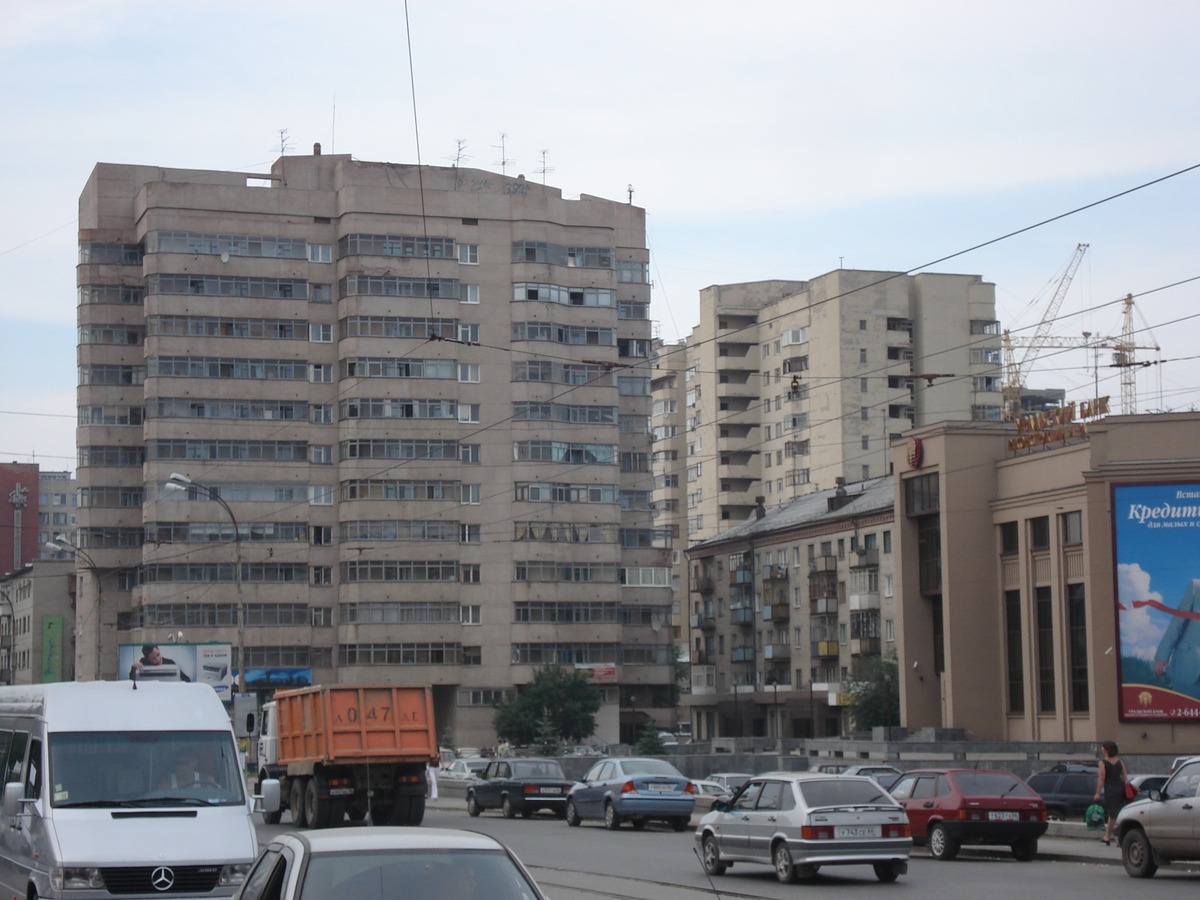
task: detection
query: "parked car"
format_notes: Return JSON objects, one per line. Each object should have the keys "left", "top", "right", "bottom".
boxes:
{"left": 658, "top": 732, "right": 680, "bottom": 747}
{"left": 1128, "top": 773, "right": 1169, "bottom": 801}
{"left": 1025, "top": 766, "right": 1097, "bottom": 820}
{"left": 1168, "top": 755, "right": 1196, "bottom": 774}
{"left": 232, "top": 828, "right": 547, "bottom": 900}
{"left": 888, "top": 769, "right": 1047, "bottom": 861}
{"left": 1116, "top": 756, "right": 1200, "bottom": 877}
{"left": 467, "top": 758, "right": 576, "bottom": 819}
{"left": 695, "top": 773, "right": 911, "bottom": 883}
{"left": 692, "top": 779, "right": 733, "bottom": 808}
{"left": 706, "top": 772, "right": 753, "bottom": 792}
{"left": 440, "top": 757, "right": 489, "bottom": 784}
{"left": 840, "top": 765, "right": 904, "bottom": 787}
{"left": 565, "top": 757, "right": 695, "bottom": 831}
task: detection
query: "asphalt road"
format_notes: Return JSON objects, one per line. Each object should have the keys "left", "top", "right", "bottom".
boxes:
{"left": 255, "top": 800, "right": 1200, "bottom": 900}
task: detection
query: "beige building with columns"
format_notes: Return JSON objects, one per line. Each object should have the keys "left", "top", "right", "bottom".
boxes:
{"left": 894, "top": 412, "right": 1200, "bottom": 754}
{"left": 75, "top": 151, "right": 674, "bottom": 745}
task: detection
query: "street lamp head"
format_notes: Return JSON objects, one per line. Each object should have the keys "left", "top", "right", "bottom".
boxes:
{"left": 165, "top": 473, "right": 193, "bottom": 492}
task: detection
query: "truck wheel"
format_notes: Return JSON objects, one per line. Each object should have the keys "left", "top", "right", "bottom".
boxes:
{"left": 306, "top": 779, "right": 332, "bottom": 828}
{"left": 406, "top": 795, "right": 425, "bottom": 826}
{"left": 392, "top": 795, "right": 425, "bottom": 826}
{"left": 289, "top": 778, "right": 309, "bottom": 828}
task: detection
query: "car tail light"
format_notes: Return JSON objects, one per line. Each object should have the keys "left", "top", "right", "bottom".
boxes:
{"left": 524, "top": 784, "right": 539, "bottom": 794}
{"left": 621, "top": 780, "right": 636, "bottom": 794}
{"left": 801, "top": 825, "right": 835, "bottom": 840}
{"left": 1035, "top": 810, "right": 1047, "bottom": 821}
{"left": 685, "top": 782, "right": 695, "bottom": 794}
{"left": 883, "top": 823, "right": 910, "bottom": 838}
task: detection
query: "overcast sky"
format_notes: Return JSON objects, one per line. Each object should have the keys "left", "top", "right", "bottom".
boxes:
{"left": 3, "top": 0, "right": 1198, "bottom": 468}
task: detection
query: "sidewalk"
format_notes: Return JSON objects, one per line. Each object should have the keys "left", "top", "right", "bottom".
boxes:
{"left": 426, "top": 790, "right": 1128, "bottom": 864}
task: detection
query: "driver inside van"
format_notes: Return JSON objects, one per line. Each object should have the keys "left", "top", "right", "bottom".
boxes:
{"left": 158, "top": 750, "right": 209, "bottom": 790}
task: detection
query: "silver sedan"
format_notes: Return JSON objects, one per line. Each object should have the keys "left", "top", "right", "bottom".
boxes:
{"left": 695, "top": 773, "right": 911, "bottom": 883}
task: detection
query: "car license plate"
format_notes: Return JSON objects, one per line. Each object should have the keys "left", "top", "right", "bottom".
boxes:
{"left": 540, "top": 787, "right": 562, "bottom": 795}
{"left": 646, "top": 783, "right": 674, "bottom": 792}
{"left": 989, "top": 811, "right": 1019, "bottom": 821}
{"left": 328, "top": 787, "right": 354, "bottom": 796}
{"left": 834, "top": 825, "right": 881, "bottom": 838}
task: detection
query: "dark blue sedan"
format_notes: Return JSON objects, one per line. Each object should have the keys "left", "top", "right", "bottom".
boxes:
{"left": 565, "top": 757, "right": 695, "bottom": 831}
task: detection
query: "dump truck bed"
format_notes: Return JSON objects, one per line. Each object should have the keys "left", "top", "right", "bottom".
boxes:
{"left": 274, "top": 685, "right": 436, "bottom": 765}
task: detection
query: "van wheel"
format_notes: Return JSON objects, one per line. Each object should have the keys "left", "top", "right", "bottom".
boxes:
{"left": 306, "top": 779, "right": 332, "bottom": 828}
{"left": 289, "top": 779, "right": 309, "bottom": 828}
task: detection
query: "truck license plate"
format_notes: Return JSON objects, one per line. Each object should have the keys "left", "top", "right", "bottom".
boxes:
{"left": 329, "top": 787, "right": 355, "bottom": 796}
{"left": 988, "top": 811, "right": 1019, "bottom": 821}
{"left": 834, "top": 825, "right": 881, "bottom": 838}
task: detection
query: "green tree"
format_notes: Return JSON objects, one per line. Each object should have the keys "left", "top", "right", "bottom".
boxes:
{"left": 847, "top": 653, "right": 900, "bottom": 732}
{"left": 493, "top": 665, "right": 602, "bottom": 745}
{"left": 633, "top": 725, "right": 667, "bottom": 756}
{"left": 533, "top": 710, "right": 562, "bottom": 756}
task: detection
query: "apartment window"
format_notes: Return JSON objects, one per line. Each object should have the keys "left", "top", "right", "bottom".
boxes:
{"left": 905, "top": 473, "right": 939, "bottom": 516}
{"left": 1030, "top": 516, "right": 1050, "bottom": 551}
{"left": 311, "top": 566, "right": 332, "bottom": 586}
{"left": 460, "top": 444, "right": 480, "bottom": 464}
{"left": 459, "top": 324, "right": 479, "bottom": 343}
{"left": 459, "top": 364, "right": 480, "bottom": 383}
{"left": 882, "top": 530, "right": 892, "bottom": 553}
{"left": 859, "top": 319, "right": 867, "bottom": 330}
{"left": 861, "top": 436, "right": 869, "bottom": 450}
{"left": 458, "top": 244, "right": 479, "bottom": 264}
{"left": 1000, "top": 521, "right": 1019, "bottom": 554}
{"left": 311, "top": 608, "right": 332, "bottom": 627}
{"left": 309, "top": 324, "right": 332, "bottom": 342}
{"left": 459, "top": 524, "right": 481, "bottom": 544}
{"left": 458, "top": 404, "right": 480, "bottom": 423}
{"left": 1035, "top": 585, "right": 1055, "bottom": 713}
{"left": 307, "top": 244, "right": 332, "bottom": 263}
{"left": 1062, "top": 511, "right": 1082, "bottom": 546}
{"left": 462, "top": 605, "right": 481, "bottom": 625}
{"left": 310, "top": 404, "right": 333, "bottom": 424}
{"left": 970, "top": 319, "right": 1002, "bottom": 335}
{"left": 310, "top": 283, "right": 332, "bottom": 302}
{"left": 310, "top": 364, "right": 332, "bottom": 383}
{"left": 311, "top": 526, "right": 333, "bottom": 546}
{"left": 859, "top": 349, "right": 867, "bottom": 363}
{"left": 311, "top": 445, "right": 333, "bottom": 464}
{"left": 308, "top": 485, "right": 334, "bottom": 505}
{"left": 1068, "top": 583, "right": 1088, "bottom": 712}
{"left": 461, "top": 564, "right": 481, "bottom": 584}
{"left": 460, "top": 284, "right": 479, "bottom": 304}
{"left": 860, "top": 378, "right": 869, "bottom": 392}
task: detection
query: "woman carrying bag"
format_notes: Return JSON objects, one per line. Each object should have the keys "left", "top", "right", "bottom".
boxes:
{"left": 1094, "top": 740, "right": 1133, "bottom": 845}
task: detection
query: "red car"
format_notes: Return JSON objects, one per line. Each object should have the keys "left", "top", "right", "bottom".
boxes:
{"left": 887, "top": 769, "right": 1047, "bottom": 861}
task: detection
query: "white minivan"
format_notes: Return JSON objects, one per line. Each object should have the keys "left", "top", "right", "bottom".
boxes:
{"left": 0, "top": 681, "right": 279, "bottom": 900}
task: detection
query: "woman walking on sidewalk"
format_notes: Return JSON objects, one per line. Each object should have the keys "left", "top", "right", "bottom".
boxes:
{"left": 1094, "top": 740, "right": 1129, "bottom": 845}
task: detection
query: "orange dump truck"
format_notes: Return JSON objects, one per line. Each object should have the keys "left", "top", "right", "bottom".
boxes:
{"left": 256, "top": 685, "right": 437, "bottom": 827}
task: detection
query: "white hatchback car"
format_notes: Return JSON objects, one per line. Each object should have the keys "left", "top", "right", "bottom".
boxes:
{"left": 696, "top": 773, "right": 911, "bottom": 883}
{"left": 1117, "top": 756, "right": 1200, "bottom": 877}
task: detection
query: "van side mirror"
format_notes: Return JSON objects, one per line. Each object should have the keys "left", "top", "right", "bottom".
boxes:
{"left": 254, "top": 779, "right": 281, "bottom": 814}
{"left": 2, "top": 782, "right": 23, "bottom": 817}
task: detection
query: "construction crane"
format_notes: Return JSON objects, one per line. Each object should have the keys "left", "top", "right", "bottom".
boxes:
{"left": 1001, "top": 243, "right": 1089, "bottom": 420}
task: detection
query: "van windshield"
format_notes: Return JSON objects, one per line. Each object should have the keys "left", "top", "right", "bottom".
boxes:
{"left": 49, "top": 732, "right": 244, "bottom": 807}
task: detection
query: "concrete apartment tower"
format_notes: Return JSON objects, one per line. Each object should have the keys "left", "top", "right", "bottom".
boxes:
{"left": 75, "top": 151, "right": 672, "bottom": 745}
{"left": 653, "top": 271, "right": 1002, "bottom": 548}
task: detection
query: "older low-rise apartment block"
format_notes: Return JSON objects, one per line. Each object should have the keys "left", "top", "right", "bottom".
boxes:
{"left": 75, "top": 151, "right": 673, "bottom": 745}
{"left": 684, "top": 477, "right": 896, "bottom": 740}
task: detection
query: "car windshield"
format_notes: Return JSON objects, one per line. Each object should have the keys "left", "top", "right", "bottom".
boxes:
{"left": 798, "top": 779, "right": 890, "bottom": 807}
{"left": 511, "top": 761, "right": 565, "bottom": 779}
{"left": 49, "top": 731, "right": 244, "bottom": 807}
{"left": 952, "top": 772, "right": 1037, "bottom": 798}
{"left": 299, "top": 849, "right": 539, "bottom": 900}
{"left": 621, "top": 759, "right": 684, "bottom": 777}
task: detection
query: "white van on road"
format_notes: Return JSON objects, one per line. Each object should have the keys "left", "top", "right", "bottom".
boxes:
{"left": 0, "top": 681, "right": 278, "bottom": 900}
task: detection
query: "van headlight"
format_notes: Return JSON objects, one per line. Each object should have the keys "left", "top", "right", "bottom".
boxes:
{"left": 50, "top": 868, "right": 104, "bottom": 890}
{"left": 218, "top": 864, "right": 252, "bottom": 886}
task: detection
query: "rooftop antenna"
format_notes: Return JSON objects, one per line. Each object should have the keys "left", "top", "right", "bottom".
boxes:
{"left": 493, "top": 133, "right": 514, "bottom": 176}
{"left": 446, "top": 139, "right": 469, "bottom": 168}
{"left": 535, "top": 149, "right": 555, "bottom": 185}
{"left": 277, "top": 129, "right": 293, "bottom": 156}
{"left": 627, "top": 184, "right": 635, "bottom": 205}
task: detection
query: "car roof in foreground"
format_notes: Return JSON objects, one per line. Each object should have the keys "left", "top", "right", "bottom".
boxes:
{"left": 291, "top": 827, "right": 505, "bottom": 854}
{"left": 893, "top": 768, "right": 1024, "bottom": 776}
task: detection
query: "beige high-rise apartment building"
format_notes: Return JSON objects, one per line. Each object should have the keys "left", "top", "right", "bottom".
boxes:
{"left": 75, "top": 151, "right": 673, "bottom": 746}
{"left": 652, "top": 270, "right": 1002, "bottom": 549}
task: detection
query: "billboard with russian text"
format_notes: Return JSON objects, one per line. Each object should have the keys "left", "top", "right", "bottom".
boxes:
{"left": 1114, "top": 483, "right": 1200, "bottom": 721}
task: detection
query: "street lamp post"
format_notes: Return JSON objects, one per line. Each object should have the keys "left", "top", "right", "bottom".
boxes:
{"left": 767, "top": 678, "right": 780, "bottom": 738}
{"left": 165, "top": 473, "right": 246, "bottom": 693}
{"left": 48, "top": 536, "right": 102, "bottom": 680}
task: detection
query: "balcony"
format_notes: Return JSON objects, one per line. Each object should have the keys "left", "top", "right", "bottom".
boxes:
{"left": 763, "top": 603, "right": 790, "bottom": 623}
{"left": 811, "top": 640, "right": 840, "bottom": 658}
{"left": 851, "top": 637, "right": 881, "bottom": 656}
{"left": 693, "top": 575, "right": 715, "bottom": 593}
{"left": 732, "top": 606, "right": 756, "bottom": 627}
{"left": 848, "top": 593, "right": 880, "bottom": 611}
{"left": 850, "top": 548, "right": 879, "bottom": 568}
{"left": 730, "top": 569, "right": 754, "bottom": 585}
{"left": 763, "top": 644, "right": 791, "bottom": 660}
{"left": 809, "top": 555, "right": 838, "bottom": 573}
{"left": 763, "top": 565, "right": 789, "bottom": 582}
{"left": 690, "top": 613, "right": 716, "bottom": 631}
{"left": 810, "top": 596, "right": 838, "bottom": 614}
{"left": 691, "top": 650, "right": 712, "bottom": 666}
{"left": 731, "top": 647, "right": 755, "bottom": 663}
